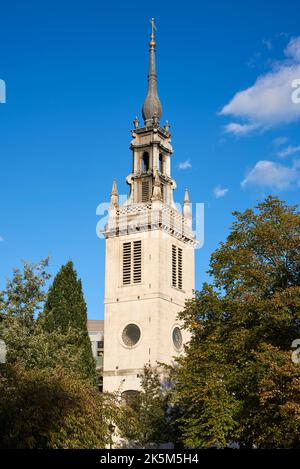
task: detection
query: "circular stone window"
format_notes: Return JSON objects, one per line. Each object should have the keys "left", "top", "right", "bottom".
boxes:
{"left": 122, "top": 323, "right": 141, "bottom": 347}
{"left": 172, "top": 327, "right": 183, "bottom": 350}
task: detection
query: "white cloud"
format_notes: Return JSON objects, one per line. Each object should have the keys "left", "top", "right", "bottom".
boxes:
{"left": 177, "top": 160, "right": 192, "bottom": 170}
{"left": 246, "top": 52, "right": 262, "bottom": 69}
{"left": 277, "top": 144, "right": 300, "bottom": 157}
{"left": 223, "top": 122, "right": 259, "bottom": 135}
{"left": 285, "top": 36, "right": 300, "bottom": 61}
{"left": 241, "top": 160, "right": 300, "bottom": 190}
{"left": 277, "top": 32, "right": 290, "bottom": 39}
{"left": 0, "top": 236, "right": 4, "bottom": 242}
{"left": 272, "top": 136, "right": 288, "bottom": 147}
{"left": 213, "top": 185, "right": 229, "bottom": 199}
{"left": 262, "top": 38, "right": 273, "bottom": 50}
{"left": 220, "top": 37, "right": 300, "bottom": 135}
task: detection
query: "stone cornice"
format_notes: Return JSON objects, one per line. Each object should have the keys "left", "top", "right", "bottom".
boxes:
{"left": 130, "top": 141, "right": 173, "bottom": 155}
{"left": 105, "top": 202, "right": 197, "bottom": 245}
{"left": 132, "top": 125, "right": 170, "bottom": 139}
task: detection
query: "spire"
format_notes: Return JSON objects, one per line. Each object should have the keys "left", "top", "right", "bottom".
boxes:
{"left": 184, "top": 188, "right": 190, "bottom": 204}
{"left": 110, "top": 179, "right": 119, "bottom": 208}
{"left": 183, "top": 188, "right": 191, "bottom": 219}
{"left": 142, "top": 18, "right": 163, "bottom": 127}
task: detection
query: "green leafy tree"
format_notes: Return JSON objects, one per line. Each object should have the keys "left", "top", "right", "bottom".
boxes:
{"left": 251, "top": 344, "right": 300, "bottom": 448}
{"left": 42, "top": 261, "right": 96, "bottom": 383}
{"left": 173, "top": 196, "right": 300, "bottom": 448}
{"left": 0, "top": 258, "right": 50, "bottom": 324}
{"left": 0, "top": 259, "right": 117, "bottom": 448}
{"left": 117, "top": 364, "right": 177, "bottom": 448}
{"left": 3, "top": 318, "right": 92, "bottom": 376}
{"left": 0, "top": 364, "right": 114, "bottom": 449}
{"left": 1, "top": 259, "right": 96, "bottom": 384}
{"left": 0, "top": 258, "right": 50, "bottom": 364}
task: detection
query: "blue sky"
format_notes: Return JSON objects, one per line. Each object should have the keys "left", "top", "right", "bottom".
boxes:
{"left": 1, "top": 0, "right": 300, "bottom": 319}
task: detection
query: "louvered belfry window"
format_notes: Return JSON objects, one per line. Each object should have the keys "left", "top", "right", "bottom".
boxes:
{"left": 122, "top": 242, "right": 132, "bottom": 285}
{"left": 133, "top": 240, "right": 142, "bottom": 283}
{"left": 172, "top": 245, "right": 177, "bottom": 287}
{"left": 123, "top": 240, "right": 142, "bottom": 285}
{"left": 178, "top": 247, "right": 183, "bottom": 289}
{"left": 172, "top": 244, "right": 183, "bottom": 290}
{"left": 141, "top": 180, "right": 150, "bottom": 202}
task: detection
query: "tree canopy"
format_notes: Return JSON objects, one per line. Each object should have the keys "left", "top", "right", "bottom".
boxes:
{"left": 0, "top": 364, "right": 112, "bottom": 449}
{"left": 42, "top": 261, "right": 96, "bottom": 383}
{"left": 117, "top": 364, "right": 178, "bottom": 448}
{"left": 0, "top": 259, "right": 104, "bottom": 448}
{"left": 173, "top": 196, "right": 300, "bottom": 448}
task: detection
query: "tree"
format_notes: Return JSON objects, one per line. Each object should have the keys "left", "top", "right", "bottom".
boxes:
{"left": 0, "top": 258, "right": 50, "bottom": 365}
{"left": 173, "top": 196, "right": 300, "bottom": 448}
{"left": 251, "top": 344, "right": 300, "bottom": 448}
{"left": 0, "top": 364, "right": 113, "bottom": 449}
{"left": 42, "top": 261, "right": 96, "bottom": 383}
{"left": 117, "top": 364, "right": 178, "bottom": 448}
{"left": 0, "top": 258, "right": 50, "bottom": 324}
{"left": 0, "top": 259, "right": 117, "bottom": 449}
{"left": 3, "top": 317, "right": 93, "bottom": 377}
{"left": 0, "top": 259, "right": 96, "bottom": 385}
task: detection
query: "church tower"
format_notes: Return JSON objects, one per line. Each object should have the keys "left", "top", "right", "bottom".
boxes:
{"left": 103, "top": 20, "right": 196, "bottom": 393}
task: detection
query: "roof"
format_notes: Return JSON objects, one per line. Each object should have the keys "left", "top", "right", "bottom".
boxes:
{"left": 87, "top": 320, "right": 104, "bottom": 332}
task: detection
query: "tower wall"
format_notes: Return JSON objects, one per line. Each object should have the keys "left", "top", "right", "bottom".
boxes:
{"left": 103, "top": 229, "right": 194, "bottom": 393}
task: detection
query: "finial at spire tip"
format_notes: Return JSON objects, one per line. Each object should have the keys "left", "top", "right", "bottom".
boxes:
{"left": 110, "top": 179, "right": 119, "bottom": 208}
{"left": 111, "top": 179, "right": 118, "bottom": 195}
{"left": 142, "top": 18, "right": 162, "bottom": 126}
{"left": 184, "top": 188, "right": 190, "bottom": 203}
{"left": 150, "top": 18, "right": 156, "bottom": 47}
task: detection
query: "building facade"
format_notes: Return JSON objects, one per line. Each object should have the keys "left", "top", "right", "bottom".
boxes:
{"left": 87, "top": 319, "right": 104, "bottom": 390}
{"left": 103, "top": 21, "right": 196, "bottom": 394}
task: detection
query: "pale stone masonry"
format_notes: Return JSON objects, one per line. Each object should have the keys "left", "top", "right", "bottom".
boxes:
{"left": 87, "top": 320, "right": 104, "bottom": 370}
{"left": 103, "top": 21, "right": 196, "bottom": 394}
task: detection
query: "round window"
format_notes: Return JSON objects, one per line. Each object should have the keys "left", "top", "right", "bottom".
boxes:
{"left": 172, "top": 326, "right": 182, "bottom": 350}
{"left": 122, "top": 323, "right": 141, "bottom": 347}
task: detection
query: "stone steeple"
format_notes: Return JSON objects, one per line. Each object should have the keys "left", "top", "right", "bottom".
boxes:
{"left": 110, "top": 179, "right": 119, "bottom": 208}
{"left": 125, "top": 19, "right": 175, "bottom": 208}
{"left": 103, "top": 21, "right": 196, "bottom": 395}
{"left": 142, "top": 18, "right": 162, "bottom": 127}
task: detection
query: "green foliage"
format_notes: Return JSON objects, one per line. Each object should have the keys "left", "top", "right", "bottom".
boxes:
{"left": 0, "top": 258, "right": 50, "bottom": 363}
{"left": 0, "top": 258, "right": 50, "bottom": 325}
{"left": 0, "top": 259, "right": 115, "bottom": 449}
{"left": 42, "top": 261, "right": 96, "bottom": 383}
{"left": 43, "top": 261, "right": 88, "bottom": 332}
{"left": 173, "top": 196, "right": 300, "bottom": 448}
{"left": 3, "top": 318, "right": 91, "bottom": 377}
{"left": 117, "top": 364, "right": 177, "bottom": 447}
{"left": 251, "top": 344, "right": 300, "bottom": 448}
{"left": 0, "top": 365, "right": 112, "bottom": 449}
{"left": 1, "top": 259, "right": 96, "bottom": 384}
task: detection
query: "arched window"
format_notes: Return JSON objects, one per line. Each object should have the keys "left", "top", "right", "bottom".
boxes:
{"left": 142, "top": 152, "right": 149, "bottom": 172}
{"left": 159, "top": 154, "right": 164, "bottom": 173}
{"left": 121, "top": 389, "right": 140, "bottom": 408}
